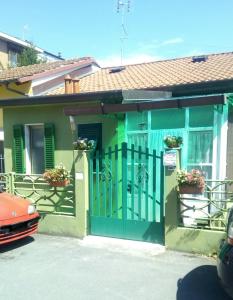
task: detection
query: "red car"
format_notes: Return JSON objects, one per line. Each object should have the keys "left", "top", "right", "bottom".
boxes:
{"left": 0, "top": 192, "right": 40, "bottom": 245}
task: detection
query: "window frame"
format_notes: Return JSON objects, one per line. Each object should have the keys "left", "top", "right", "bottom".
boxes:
{"left": 25, "top": 123, "right": 44, "bottom": 174}
{"left": 125, "top": 105, "right": 228, "bottom": 181}
{"left": 8, "top": 50, "right": 18, "bottom": 67}
{"left": 184, "top": 105, "right": 214, "bottom": 178}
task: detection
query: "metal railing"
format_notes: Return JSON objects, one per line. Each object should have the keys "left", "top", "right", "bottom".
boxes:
{"left": 0, "top": 172, "right": 75, "bottom": 216}
{"left": 179, "top": 180, "right": 233, "bottom": 231}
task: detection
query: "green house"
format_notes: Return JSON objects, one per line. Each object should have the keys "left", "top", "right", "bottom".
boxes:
{"left": 1, "top": 51, "right": 233, "bottom": 253}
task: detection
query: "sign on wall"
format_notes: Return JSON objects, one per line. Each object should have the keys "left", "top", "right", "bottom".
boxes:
{"left": 163, "top": 149, "right": 177, "bottom": 167}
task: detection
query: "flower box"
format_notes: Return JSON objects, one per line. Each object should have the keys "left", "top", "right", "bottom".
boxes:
{"left": 73, "top": 138, "right": 96, "bottom": 151}
{"left": 177, "top": 169, "right": 205, "bottom": 194}
{"left": 164, "top": 135, "right": 183, "bottom": 149}
{"left": 43, "top": 164, "right": 69, "bottom": 187}
{"left": 49, "top": 179, "right": 70, "bottom": 187}
{"left": 179, "top": 184, "right": 204, "bottom": 194}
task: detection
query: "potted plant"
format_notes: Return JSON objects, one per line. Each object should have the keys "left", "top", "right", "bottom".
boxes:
{"left": 73, "top": 137, "right": 96, "bottom": 151}
{"left": 177, "top": 169, "right": 208, "bottom": 227}
{"left": 43, "top": 164, "right": 70, "bottom": 187}
{"left": 177, "top": 169, "right": 205, "bottom": 194}
{"left": 164, "top": 136, "right": 183, "bottom": 149}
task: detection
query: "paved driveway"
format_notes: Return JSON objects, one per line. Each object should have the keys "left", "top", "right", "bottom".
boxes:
{"left": 0, "top": 234, "right": 231, "bottom": 300}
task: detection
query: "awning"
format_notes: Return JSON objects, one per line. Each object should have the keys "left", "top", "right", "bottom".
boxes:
{"left": 64, "top": 94, "right": 225, "bottom": 116}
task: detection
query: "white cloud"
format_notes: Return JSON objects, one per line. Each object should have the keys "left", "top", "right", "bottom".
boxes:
{"left": 97, "top": 53, "right": 162, "bottom": 67}
{"left": 97, "top": 37, "right": 184, "bottom": 67}
{"left": 161, "top": 37, "right": 184, "bottom": 46}
{"left": 138, "top": 37, "right": 184, "bottom": 52}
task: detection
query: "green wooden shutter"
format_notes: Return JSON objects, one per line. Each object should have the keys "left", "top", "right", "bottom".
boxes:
{"left": 13, "top": 125, "right": 25, "bottom": 173}
{"left": 44, "top": 123, "right": 55, "bottom": 169}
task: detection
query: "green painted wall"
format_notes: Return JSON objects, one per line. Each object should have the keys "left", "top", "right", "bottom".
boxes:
{"left": 4, "top": 104, "right": 121, "bottom": 173}
{"left": 38, "top": 150, "right": 90, "bottom": 238}
{"left": 3, "top": 103, "right": 123, "bottom": 238}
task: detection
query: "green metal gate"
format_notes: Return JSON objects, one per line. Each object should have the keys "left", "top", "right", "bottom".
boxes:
{"left": 89, "top": 142, "right": 164, "bottom": 244}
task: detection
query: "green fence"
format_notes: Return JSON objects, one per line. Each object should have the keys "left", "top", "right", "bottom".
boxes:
{"left": 0, "top": 172, "right": 75, "bottom": 216}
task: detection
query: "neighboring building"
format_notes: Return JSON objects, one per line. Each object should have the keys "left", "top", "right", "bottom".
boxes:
{"left": 0, "top": 57, "right": 99, "bottom": 98}
{"left": 0, "top": 31, "right": 63, "bottom": 69}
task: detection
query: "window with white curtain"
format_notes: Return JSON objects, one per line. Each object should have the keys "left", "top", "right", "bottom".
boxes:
{"left": 186, "top": 106, "right": 214, "bottom": 179}
{"left": 126, "top": 105, "right": 226, "bottom": 180}
{"left": 187, "top": 130, "right": 213, "bottom": 179}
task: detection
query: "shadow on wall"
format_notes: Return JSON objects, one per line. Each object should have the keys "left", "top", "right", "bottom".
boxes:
{"left": 165, "top": 186, "right": 180, "bottom": 234}
{"left": 177, "top": 265, "right": 231, "bottom": 300}
{"left": 165, "top": 186, "right": 201, "bottom": 248}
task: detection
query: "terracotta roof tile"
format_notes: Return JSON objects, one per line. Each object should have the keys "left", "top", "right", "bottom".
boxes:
{"left": 0, "top": 57, "right": 96, "bottom": 83}
{"left": 62, "top": 51, "right": 231, "bottom": 93}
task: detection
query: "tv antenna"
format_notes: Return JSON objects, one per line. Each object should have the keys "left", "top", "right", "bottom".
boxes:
{"left": 117, "top": 0, "right": 131, "bottom": 66}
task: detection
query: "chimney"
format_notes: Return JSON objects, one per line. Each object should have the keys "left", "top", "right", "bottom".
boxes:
{"left": 65, "top": 75, "right": 73, "bottom": 94}
{"left": 73, "top": 79, "right": 80, "bottom": 93}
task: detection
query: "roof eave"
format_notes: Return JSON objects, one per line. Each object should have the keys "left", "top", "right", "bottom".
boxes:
{"left": 0, "top": 90, "right": 124, "bottom": 107}
{"left": 16, "top": 59, "right": 96, "bottom": 84}
{"left": 63, "top": 94, "right": 225, "bottom": 116}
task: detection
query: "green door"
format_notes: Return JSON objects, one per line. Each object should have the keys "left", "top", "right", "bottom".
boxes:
{"left": 89, "top": 143, "right": 164, "bottom": 244}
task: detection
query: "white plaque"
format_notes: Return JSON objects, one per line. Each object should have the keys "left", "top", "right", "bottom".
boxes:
{"left": 163, "top": 150, "right": 177, "bottom": 167}
{"left": 75, "top": 172, "right": 84, "bottom": 180}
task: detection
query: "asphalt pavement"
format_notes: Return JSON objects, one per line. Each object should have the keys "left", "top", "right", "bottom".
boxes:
{"left": 0, "top": 234, "right": 231, "bottom": 300}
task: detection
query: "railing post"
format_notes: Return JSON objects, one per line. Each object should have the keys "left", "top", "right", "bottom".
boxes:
{"left": 160, "top": 151, "right": 165, "bottom": 226}
{"left": 164, "top": 149, "right": 181, "bottom": 247}
{"left": 122, "top": 142, "right": 127, "bottom": 221}
{"left": 9, "top": 172, "right": 15, "bottom": 194}
{"left": 73, "top": 150, "right": 90, "bottom": 238}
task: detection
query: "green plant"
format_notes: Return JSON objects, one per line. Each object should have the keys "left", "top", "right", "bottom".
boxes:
{"left": 17, "top": 43, "right": 47, "bottom": 67}
{"left": 73, "top": 138, "right": 96, "bottom": 150}
{"left": 43, "top": 164, "right": 69, "bottom": 184}
{"left": 164, "top": 136, "right": 183, "bottom": 148}
{"left": 177, "top": 169, "right": 205, "bottom": 188}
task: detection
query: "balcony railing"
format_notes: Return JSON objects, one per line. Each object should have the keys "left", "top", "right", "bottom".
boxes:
{"left": 0, "top": 172, "right": 75, "bottom": 216}
{"left": 179, "top": 180, "right": 233, "bottom": 231}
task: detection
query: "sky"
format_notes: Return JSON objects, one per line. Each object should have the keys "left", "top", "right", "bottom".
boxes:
{"left": 1, "top": 0, "right": 233, "bottom": 67}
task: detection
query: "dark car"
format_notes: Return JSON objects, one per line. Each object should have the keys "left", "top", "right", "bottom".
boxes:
{"left": 217, "top": 207, "right": 233, "bottom": 298}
